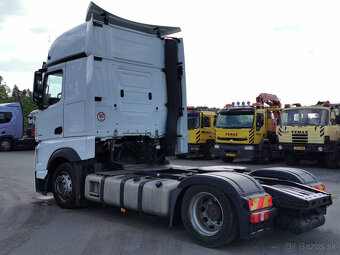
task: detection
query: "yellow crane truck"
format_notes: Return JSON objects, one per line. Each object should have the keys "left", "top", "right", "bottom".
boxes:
{"left": 181, "top": 107, "right": 217, "bottom": 159}
{"left": 277, "top": 101, "right": 340, "bottom": 168}
{"left": 215, "top": 93, "right": 282, "bottom": 163}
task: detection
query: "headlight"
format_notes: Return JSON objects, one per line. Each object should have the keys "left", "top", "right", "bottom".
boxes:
{"left": 318, "top": 147, "right": 323, "bottom": 152}
{"left": 244, "top": 146, "right": 254, "bottom": 150}
{"left": 215, "top": 144, "right": 220, "bottom": 149}
{"left": 278, "top": 145, "right": 283, "bottom": 150}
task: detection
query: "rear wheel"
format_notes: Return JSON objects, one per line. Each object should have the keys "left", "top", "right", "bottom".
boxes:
{"left": 52, "top": 162, "right": 77, "bottom": 209}
{"left": 181, "top": 185, "right": 238, "bottom": 248}
{"left": 285, "top": 152, "right": 299, "bottom": 166}
{"left": 0, "top": 138, "right": 13, "bottom": 152}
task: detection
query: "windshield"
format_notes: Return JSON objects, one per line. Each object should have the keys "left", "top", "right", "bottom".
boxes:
{"left": 188, "top": 115, "right": 200, "bottom": 130}
{"left": 281, "top": 109, "right": 329, "bottom": 126}
{"left": 217, "top": 113, "right": 254, "bottom": 129}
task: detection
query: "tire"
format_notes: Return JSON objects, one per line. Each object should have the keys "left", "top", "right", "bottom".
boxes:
{"left": 0, "top": 138, "right": 13, "bottom": 152}
{"left": 181, "top": 185, "right": 238, "bottom": 248}
{"left": 324, "top": 152, "right": 339, "bottom": 169}
{"left": 257, "top": 144, "right": 272, "bottom": 164}
{"left": 285, "top": 152, "right": 299, "bottom": 166}
{"left": 204, "top": 144, "right": 216, "bottom": 160}
{"left": 222, "top": 157, "right": 234, "bottom": 163}
{"left": 52, "top": 162, "right": 77, "bottom": 209}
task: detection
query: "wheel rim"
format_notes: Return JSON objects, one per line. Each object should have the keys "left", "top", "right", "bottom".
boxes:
{"left": 1, "top": 140, "right": 11, "bottom": 151}
{"left": 189, "top": 192, "right": 224, "bottom": 236}
{"left": 54, "top": 171, "right": 72, "bottom": 201}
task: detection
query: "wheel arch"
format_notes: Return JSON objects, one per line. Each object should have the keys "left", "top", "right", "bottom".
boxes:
{"left": 259, "top": 138, "right": 271, "bottom": 147}
{"left": 46, "top": 148, "right": 81, "bottom": 192}
{"left": 250, "top": 167, "right": 320, "bottom": 186}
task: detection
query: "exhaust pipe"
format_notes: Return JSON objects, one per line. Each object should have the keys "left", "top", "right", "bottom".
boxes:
{"left": 289, "top": 214, "right": 325, "bottom": 235}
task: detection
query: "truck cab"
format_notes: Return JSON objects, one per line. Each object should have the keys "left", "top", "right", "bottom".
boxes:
{"left": 215, "top": 102, "right": 281, "bottom": 163}
{"left": 277, "top": 102, "right": 340, "bottom": 168}
{"left": 182, "top": 107, "right": 216, "bottom": 158}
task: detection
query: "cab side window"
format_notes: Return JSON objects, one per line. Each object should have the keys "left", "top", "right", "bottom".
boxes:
{"left": 43, "top": 71, "right": 63, "bottom": 108}
{"left": 256, "top": 113, "right": 264, "bottom": 130}
{"left": 330, "top": 111, "right": 337, "bottom": 125}
{"left": 202, "top": 116, "right": 211, "bottom": 128}
{"left": 0, "top": 112, "right": 12, "bottom": 124}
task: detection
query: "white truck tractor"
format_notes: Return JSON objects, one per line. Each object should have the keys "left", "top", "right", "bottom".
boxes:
{"left": 33, "top": 2, "right": 332, "bottom": 248}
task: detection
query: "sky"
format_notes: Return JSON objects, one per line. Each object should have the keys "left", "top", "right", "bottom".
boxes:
{"left": 1, "top": 0, "right": 340, "bottom": 108}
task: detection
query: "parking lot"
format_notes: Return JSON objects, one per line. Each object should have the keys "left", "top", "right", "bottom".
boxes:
{"left": 0, "top": 150, "right": 339, "bottom": 255}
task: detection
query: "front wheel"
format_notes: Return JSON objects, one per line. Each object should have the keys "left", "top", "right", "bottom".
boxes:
{"left": 204, "top": 144, "right": 216, "bottom": 160}
{"left": 181, "top": 185, "right": 238, "bottom": 248}
{"left": 0, "top": 138, "right": 13, "bottom": 152}
{"left": 52, "top": 162, "right": 77, "bottom": 209}
{"left": 257, "top": 144, "right": 272, "bottom": 164}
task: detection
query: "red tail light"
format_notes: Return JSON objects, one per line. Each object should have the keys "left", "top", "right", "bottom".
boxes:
{"left": 250, "top": 210, "right": 270, "bottom": 223}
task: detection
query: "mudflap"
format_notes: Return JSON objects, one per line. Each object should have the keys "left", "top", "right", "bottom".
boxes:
{"left": 74, "top": 165, "right": 90, "bottom": 207}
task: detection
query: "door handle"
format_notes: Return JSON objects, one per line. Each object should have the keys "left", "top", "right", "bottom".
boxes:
{"left": 54, "top": 126, "right": 63, "bottom": 135}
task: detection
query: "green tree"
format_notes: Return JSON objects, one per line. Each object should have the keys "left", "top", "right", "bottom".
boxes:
{"left": 0, "top": 75, "right": 14, "bottom": 103}
{"left": 21, "top": 90, "right": 37, "bottom": 128}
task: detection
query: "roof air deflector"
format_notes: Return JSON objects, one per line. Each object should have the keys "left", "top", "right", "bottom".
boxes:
{"left": 85, "top": 2, "right": 181, "bottom": 36}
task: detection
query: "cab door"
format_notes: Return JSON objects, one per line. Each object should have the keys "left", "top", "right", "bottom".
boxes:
{"left": 36, "top": 64, "right": 65, "bottom": 141}
{"left": 255, "top": 111, "right": 266, "bottom": 143}
{"left": 201, "top": 115, "right": 215, "bottom": 142}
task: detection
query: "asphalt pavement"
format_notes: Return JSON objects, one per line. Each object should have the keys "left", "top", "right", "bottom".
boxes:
{"left": 0, "top": 151, "right": 339, "bottom": 255}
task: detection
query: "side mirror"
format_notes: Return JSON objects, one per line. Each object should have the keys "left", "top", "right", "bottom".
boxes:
{"left": 33, "top": 71, "right": 43, "bottom": 108}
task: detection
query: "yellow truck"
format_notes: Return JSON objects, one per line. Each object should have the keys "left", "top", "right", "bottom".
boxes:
{"left": 214, "top": 93, "right": 282, "bottom": 163}
{"left": 277, "top": 101, "right": 340, "bottom": 168}
{"left": 181, "top": 107, "right": 216, "bottom": 159}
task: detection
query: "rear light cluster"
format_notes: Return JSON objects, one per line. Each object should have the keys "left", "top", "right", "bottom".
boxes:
{"left": 248, "top": 195, "right": 273, "bottom": 224}
{"left": 314, "top": 184, "right": 326, "bottom": 191}
{"left": 250, "top": 211, "right": 270, "bottom": 223}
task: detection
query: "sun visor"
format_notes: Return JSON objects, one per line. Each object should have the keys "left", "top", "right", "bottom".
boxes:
{"left": 86, "top": 2, "right": 181, "bottom": 36}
